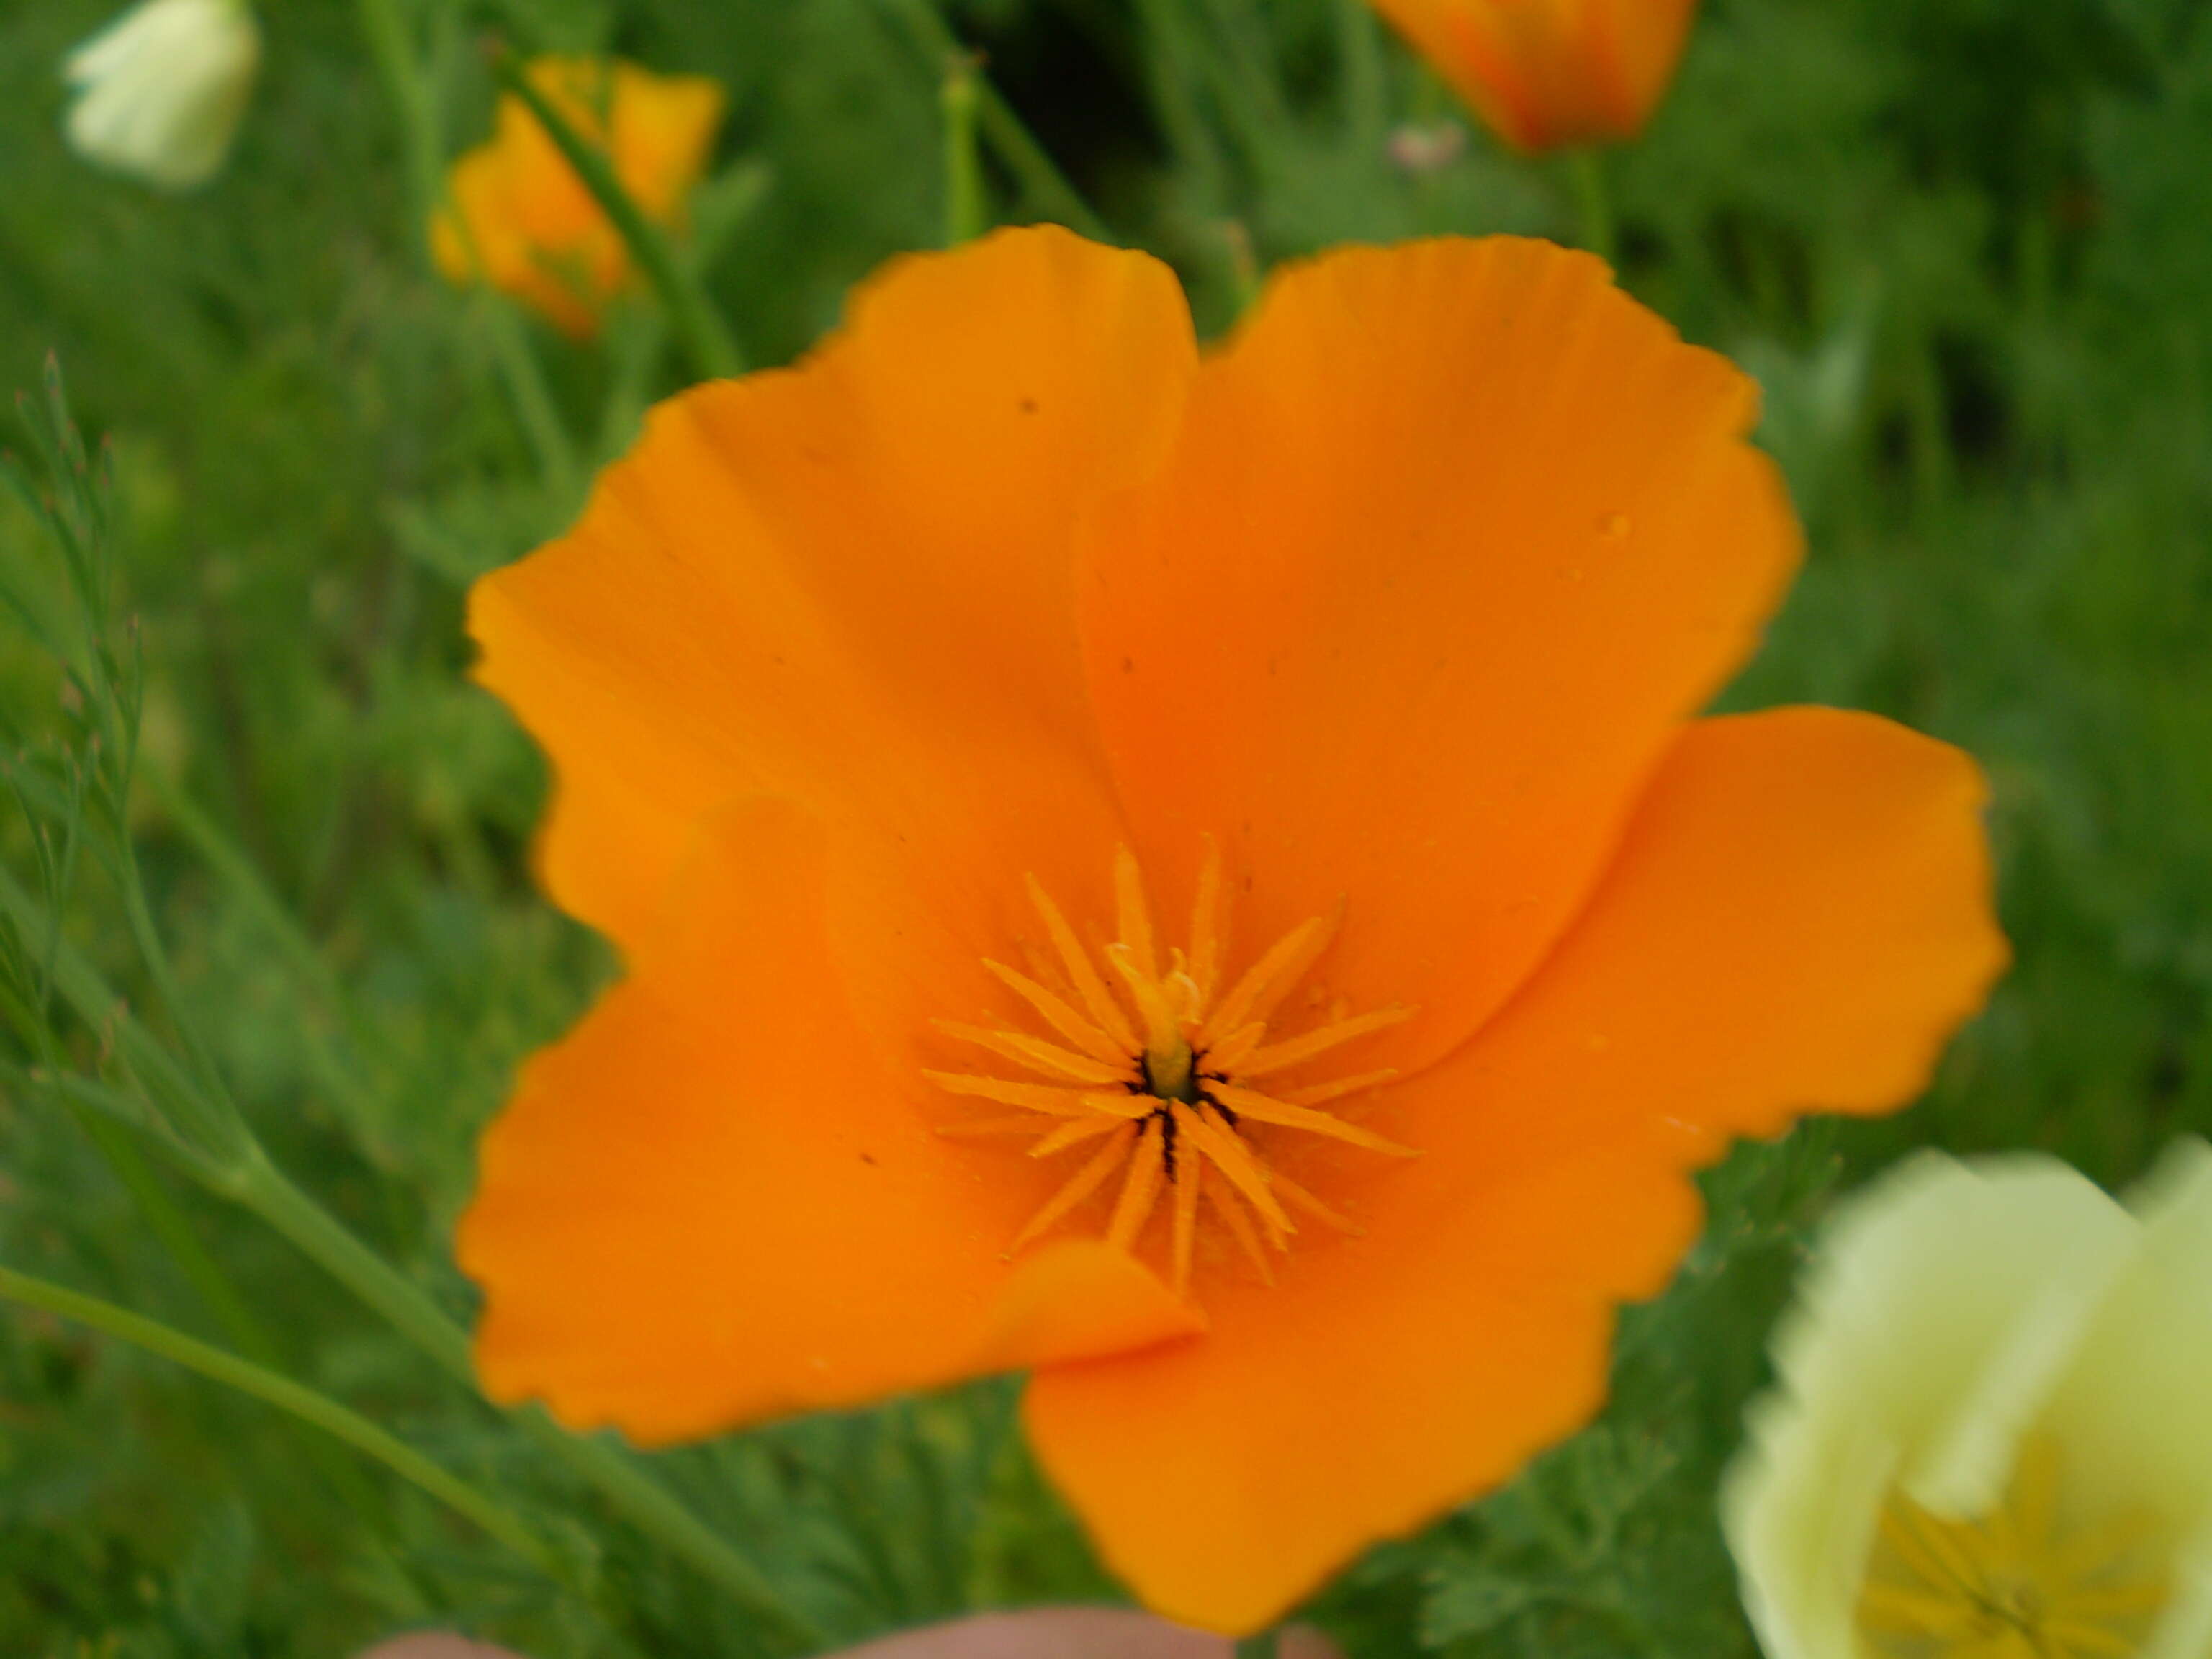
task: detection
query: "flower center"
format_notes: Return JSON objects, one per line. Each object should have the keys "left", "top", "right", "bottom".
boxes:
{"left": 927, "top": 842, "right": 1418, "bottom": 1299}
{"left": 1857, "top": 1436, "right": 2172, "bottom": 1659}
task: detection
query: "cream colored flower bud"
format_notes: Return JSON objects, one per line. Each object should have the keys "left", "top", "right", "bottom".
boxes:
{"left": 1723, "top": 1143, "right": 2212, "bottom": 1659}
{"left": 63, "top": 0, "right": 261, "bottom": 191}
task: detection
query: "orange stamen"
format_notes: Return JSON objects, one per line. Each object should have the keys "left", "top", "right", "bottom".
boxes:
{"left": 1107, "top": 1118, "right": 1166, "bottom": 1248}
{"left": 934, "top": 1022, "right": 1130, "bottom": 1085}
{"left": 1113, "top": 846, "right": 1159, "bottom": 984}
{"left": 983, "top": 959, "right": 1128, "bottom": 1066}
{"left": 1170, "top": 1141, "right": 1202, "bottom": 1298}
{"left": 1273, "top": 1170, "right": 1364, "bottom": 1236}
{"left": 1202, "top": 1021, "right": 1266, "bottom": 1074}
{"left": 1197, "top": 910, "right": 1336, "bottom": 1047}
{"left": 1210, "top": 1084, "right": 1421, "bottom": 1157}
{"left": 1280, "top": 1068, "right": 1398, "bottom": 1107}
{"left": 1025, "top": 873, "right": 1141, "bottom": 1053}
{"left": 1030, "top": 1115, "right": 1132, "bottom": 1159}
{"left": 924, "top": 1072, "right": 1105, "bottom": 1116}
{"left": 1074, "top": 1089, "right": 1162, "bottom": 1120}
{"left": 1183, "top": 1101, "right": 1294, "bottom": 1238}
{"left": 1208, "top": 1182, "right": 1276, "bottom": 1285}
{"left": 1010, "top": 1124, "right": 1136, "bottom": 1251}
{"left": 936, "top": 1113, "right": 1057, "bottom": 1138}
{"left": 1238, "top": 1005, "right": 1415, "bottom": 1077}
{"left": 930, "top": 849, "right": 1416, "bottom": 1300}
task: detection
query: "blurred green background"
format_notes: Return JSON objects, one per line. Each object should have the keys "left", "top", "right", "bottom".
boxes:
{"left": 1, "top": 0, "right": 2210, "bottom": 1653}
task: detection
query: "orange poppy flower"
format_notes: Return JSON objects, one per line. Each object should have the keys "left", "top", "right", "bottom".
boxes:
{"left": 431, "top": 56, "right": 723, "bottom": 337}
{"left": 458, "top": 227, "right": 2005, "bottom": 1633}
{"left": 1365, "top": 0, "right": 1701, "bottom": 151}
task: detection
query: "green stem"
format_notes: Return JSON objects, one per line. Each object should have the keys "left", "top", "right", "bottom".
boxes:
{"left": 941, "top": 60, "right": 989, "bottom": 246}
{"left": 73, "top": 1107, "right": 271, "bottom": 1365}
{"left": 139, "top": 770, "right": 333, "bottom": 1002}
{"left": 237, "top": 1142, "right": 824, "bottom": 1642}
{"left": 540, "top": 1425, "right": 809, "bottom": 1632}
{"left": 595, "top": 308, "right": 673, "bottom": 462}
{"left": 0, "top": 866, "right": 246, "bottom": 1177}
{"left": 235, "top": 1149, "right": 474, "bottom": 1378}
{"left": 9, "top": 1061, "right": 221, "bottom": 1187}
{"left": 1907, "top": 336, "right": 1952, "bottom": 511}
{"left": 974, "top": 84, "right": 1107, "bottom": 240}
{"left": 0, "top": 1262, "right": 565, "bottom": 1579}
{"left": 138, "top": 769, "right": 395, "bottom": 1158}
{"left": 1223, "top": 220, "right": 1262, "bottom": 315}
{"left": 882, "top": 0, "right": 1110, "bottom": 240}
{"left": 1235, "top": 1632, "right": 1279, "bottom": 1659}
{"left": 110, "top": 822, "right": 254, "bottom": 1161}
{"left": 1130, "top": 0, "right": 1226, "bottom": 199}
{"left": 493, "top": 52, "right": 745, "bottom": 382}
{"left": 250, "top": 1148, "right": 817, "bottom": 1641}
{"left": 483, "top": 299, "right": 585, "bottom": 501}
{"left": 1195, "top": 0, "right": 1295, "bottom": 152}
{"left": 1568, "top": 148, "right": 1617, "bottom": 268}
{"left": 1334, "top": 0, "right": 1387, "bottom": 156}
{"left": 354, "top": 0, "right": 582, "bottom": 495}
{"left": 355, "top": 0, "right": 444, "bottom": 242}
{"left": 70, "top": 1105, "right": 400, "bottom": 1528}
{"left": 0, "top": 868, "right": 824, "bottom": 1647}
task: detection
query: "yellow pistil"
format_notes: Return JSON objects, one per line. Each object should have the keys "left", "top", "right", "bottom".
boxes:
{"left": 930, "top": 840, "right": 1416, "bottom": 1299}
{"left": 1857, "top": 1437, "right": 2172, "bottom": 1659}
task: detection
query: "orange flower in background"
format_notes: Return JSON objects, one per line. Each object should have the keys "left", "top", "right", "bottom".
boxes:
{"left": 458, "top": 227, "right": 2006, "bottom": 1633}
{"left": 431, "top": 56, "right": 723, "bottom": 336}
{"left": 1366, "top": 0, "right": 1701, "bottom": 151}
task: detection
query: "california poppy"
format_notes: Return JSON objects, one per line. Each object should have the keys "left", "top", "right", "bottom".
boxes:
{"left": 1725, "top": 1143, "right": 2212, "bottom": 1659}
{"left": 459, "top": 226, "right": 2005, "bottom": 1633}
{"left": 1364, "top": 0, "right": 1701, "bottom": 152}
{"left": 431, "top": 56, "right": 723, "bottom": 337}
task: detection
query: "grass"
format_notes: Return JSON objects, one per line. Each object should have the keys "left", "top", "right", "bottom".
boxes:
{"left": 2, "top": 0, "right": 2211, "bottom": 1653}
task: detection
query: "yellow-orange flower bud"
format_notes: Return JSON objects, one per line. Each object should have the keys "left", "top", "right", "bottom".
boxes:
{"left": 431, "top": 57, "right": 724, "bottom": 338}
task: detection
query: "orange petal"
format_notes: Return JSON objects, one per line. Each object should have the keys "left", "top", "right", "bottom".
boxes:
{"left": 1364, "top": 0, "right": 1702, "bottom": 151}
{"left": 470, "top": 226, "right": 1197, "bottom": 1007}
{"left": 461, "top": 800, "right": 1194, "bottom": 1443}
{"left": 1022, "top": 707, "right": 2004, "bottom": 1634}
{"left": 606, "top": 62, "right": 726, "bottom": 219}
{"left": 979, "top": 1241, "right": 1204, "bottom": 1374}
{"left": 1084, "top": 237, "right": 1799, "bottom": 1073}
{"left": 1025, "top": 1147, "right": 1699, "bottom": 1635}
{"left": 1400, "top": 708, "right": 2010, "bottom": 1172}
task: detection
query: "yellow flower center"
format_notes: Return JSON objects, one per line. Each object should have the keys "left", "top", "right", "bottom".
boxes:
{"left": 927, "top": 842, "right": 1419, "bottom": 1299}
{"left": 1858, "top": 1437, "right": 2172, "bottom": 1659}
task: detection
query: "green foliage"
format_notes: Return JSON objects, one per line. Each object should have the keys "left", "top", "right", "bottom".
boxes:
{"left": 2, "top": 0, "right": 2210, "bottom": 1652}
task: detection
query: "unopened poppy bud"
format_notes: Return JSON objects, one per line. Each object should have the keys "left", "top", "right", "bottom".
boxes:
{"left": 431, "top": 57, "right": 725, "bottom": 338}
{"left": 1364, "top": 0, "right": 1700, "bottom": 153}
{"left": 62, "top": 0, "right": 261, "bottom": 191}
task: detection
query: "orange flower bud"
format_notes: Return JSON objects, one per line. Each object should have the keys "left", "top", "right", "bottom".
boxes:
{"left": 1364, "top": 0, "right": 1700, "bottom": 152}
{"left": 431, "top": 57, "right": 724, "bottom": 337}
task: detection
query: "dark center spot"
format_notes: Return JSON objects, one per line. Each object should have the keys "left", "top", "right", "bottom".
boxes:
{"left": 1137, "top": 1048, "right": 1204, "bottom": 1105}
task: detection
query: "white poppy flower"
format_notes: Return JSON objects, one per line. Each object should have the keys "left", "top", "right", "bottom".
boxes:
{"left": 62, "top": 0, "right": 262, "bottom": 191}
{"left": 1724, "top": 1141, "right": 2212, "bottom": 1659}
